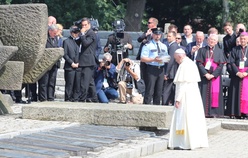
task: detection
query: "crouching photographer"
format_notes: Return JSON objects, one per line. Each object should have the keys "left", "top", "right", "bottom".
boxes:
{"left": 94, "top": 53, "right": 118, "bottom": 103}
{"left": 116, "top": 58, "right": 144, "bottom": 104}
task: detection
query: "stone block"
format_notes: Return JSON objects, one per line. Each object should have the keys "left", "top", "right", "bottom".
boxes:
{"left": 0, "top": 4, "right": 48, "bottom": 79}
{"left": 23, "top": 48, "right": 64, "bottom": 83}
{"left": 221, "top": 121, "right": 248, "bottom": 131}
{"left": 0, "top": 46, "right": 18, "bottom": 70}
{"left": 0, "top": 61, "right": 24, "bottom": 90}
{"left": 22, "top": 102, "right": 173, "bottom": 128}
{"left": 0, "top": 92, "right": 14, "bottom": 115}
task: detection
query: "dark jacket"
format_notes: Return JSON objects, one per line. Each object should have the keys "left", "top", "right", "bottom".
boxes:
{"left": 63, "top": 36, "right": 80, "bottom": 70}
{"left": 136, "top": 32, "right": 152, "bottom": 60}
{"left": 46, "top": 35, "right": 61, "bottom": 68}
{"left": 185, "top": 41, "right": 208, "bottom": 60}
{"left": 164, "top": 41, "right": 180, "bottom": 79}
{"left": 180, "top": 35, "right": 196, "bottom": 47}
{"left": 79, "top": 29, "right": 97, "bottom": 67}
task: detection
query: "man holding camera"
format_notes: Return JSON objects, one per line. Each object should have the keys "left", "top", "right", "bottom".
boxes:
{"left": 63, "top": 25, "right": 81, "bottom": 101}
{"left": 116, "top": 58, "right": 143, "bottom": 104}
{"left": 94, "top": 53, "right": 118, "bottom": 103}
{"left": 104, "top": 19, "right": 133, "bottom": 66}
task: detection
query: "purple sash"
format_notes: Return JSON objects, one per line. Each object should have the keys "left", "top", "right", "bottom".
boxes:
{"left": 206, "top": 58, "right": 220, "bottom": 108}
{"left": 239, "top": 67, "right": 248, "bottom": 114}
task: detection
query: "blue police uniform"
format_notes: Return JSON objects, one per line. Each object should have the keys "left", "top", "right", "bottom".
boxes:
{"left": 141, "top": 39, "right": 168, "bottom": 105}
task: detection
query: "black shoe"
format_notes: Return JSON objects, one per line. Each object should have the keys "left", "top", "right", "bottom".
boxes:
{"left": 47, "top": 99, "right": 54, "bottom": 101}
{"left": 118, "top": 101, "right": 126, "bottom": 104}
{"left": 86, "top": 98, "right": 92, "bottom": 103}
{"left": 15, "top": 99, "right": 27, "bottom": 104}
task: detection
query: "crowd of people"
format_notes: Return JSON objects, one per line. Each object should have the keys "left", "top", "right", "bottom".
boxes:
{"left": 1, "top": 16, "right": 248, "bottom": 121}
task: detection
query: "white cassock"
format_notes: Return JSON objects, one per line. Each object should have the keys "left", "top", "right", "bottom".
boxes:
{"left": 168, "top": 57, "right": 209, "bottom": 150}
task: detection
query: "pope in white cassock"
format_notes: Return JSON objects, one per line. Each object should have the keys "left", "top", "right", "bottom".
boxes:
{"left": 168, "top": 48, "right": 209, "bottom": 150}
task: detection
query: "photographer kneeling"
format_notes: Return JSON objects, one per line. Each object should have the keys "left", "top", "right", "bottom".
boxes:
{"left": 116, "top": 58, "right": 144, "bottom": 104}
{"left": 94, "top": 53, "right": 118, "bottom": 103}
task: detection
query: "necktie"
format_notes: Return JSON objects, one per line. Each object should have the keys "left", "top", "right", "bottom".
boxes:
{"left": 157, "top": 43, "right": 161, "bottom": 54}
{"left": 51, "top": 38, "right": 54, "bottom": 44}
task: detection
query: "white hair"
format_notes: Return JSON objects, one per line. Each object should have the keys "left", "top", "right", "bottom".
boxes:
{"left": 103, "top": 52, "right": 112, "bottom": 61}
{"left": 208, "top": 34, "right": 218, "bottom": 41}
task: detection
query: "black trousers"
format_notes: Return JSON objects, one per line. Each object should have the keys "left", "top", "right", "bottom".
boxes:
{"left": 64, "top": 68, "right": 81, "bottom": 101}
{"left": 143, "top": 65, "right": 164, "bottom": 105}
{"left": 140, "top": 62, "right": 147, "bottom": 83}
{"left": 162, "top": 79, "right": 175, "bottom": 105}
{"left": 38, "top": 64, "right": 58, "bottom": 101}
{"left": 79, "top": 66, "right": 95, "bottom": 101}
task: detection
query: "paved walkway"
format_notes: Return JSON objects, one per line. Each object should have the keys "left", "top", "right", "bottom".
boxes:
{"left": 143, "top": 129, "right": 248, "bottom": 158}
{"left": 1, "top": 103, "right": 248, "bottom": 158}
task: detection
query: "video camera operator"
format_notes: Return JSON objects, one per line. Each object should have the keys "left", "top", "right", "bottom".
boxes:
{"left": 94, "top": 53, "right": 118, "bottom": 103}
{"left": 104, "top": 19, "right": 133, "bottom": 66}
{"left": 116, "top": 58, "right": 144, "bottom": 104}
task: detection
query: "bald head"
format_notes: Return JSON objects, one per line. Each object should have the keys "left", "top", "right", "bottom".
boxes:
{"left": 195, "top": 31, "right": 205, "bottom": 45}
{"left": 48, "top": 16, "right": 57, "bottom": 26}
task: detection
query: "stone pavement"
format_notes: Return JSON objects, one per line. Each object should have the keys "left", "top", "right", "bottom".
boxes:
{"left": 1, "top": 103, "right": 248, "bottom": 158}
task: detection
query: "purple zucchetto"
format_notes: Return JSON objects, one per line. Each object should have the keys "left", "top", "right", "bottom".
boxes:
{"left": 240, "top": 31, "right": 248, "bottom": 36}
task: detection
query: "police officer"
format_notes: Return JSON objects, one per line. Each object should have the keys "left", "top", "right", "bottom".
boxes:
{"left": 141, "top": 27, "right": 168, "bottom": 105}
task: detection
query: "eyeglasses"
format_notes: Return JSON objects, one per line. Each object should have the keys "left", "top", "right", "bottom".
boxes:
{"left": 148, "top": 21, "right": 153, "bottom": 24}
{"left": 176, "top": 38, "right": 181, "bottom": 40}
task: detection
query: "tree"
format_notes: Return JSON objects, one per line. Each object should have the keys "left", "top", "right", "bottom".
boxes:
{"left": 228, "top": 0, "right": 248, "bottom": 28}
{"left": 124, "top": 0, "right": 146, "bottom": 31}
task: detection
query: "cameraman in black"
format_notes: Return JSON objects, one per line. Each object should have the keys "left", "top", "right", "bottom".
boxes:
{"left": 104, "top": 19, "right": 133, "bottom": 66}
{"left": 63, "top": 25, "right": 81, "bottom": 101}
{"left": 116, "top": 58, "right": 143, "bottom": 104}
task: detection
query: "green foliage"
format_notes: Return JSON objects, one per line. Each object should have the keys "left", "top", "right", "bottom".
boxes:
{"left": 228, "top": 0, "right": 248, "bottom": 28}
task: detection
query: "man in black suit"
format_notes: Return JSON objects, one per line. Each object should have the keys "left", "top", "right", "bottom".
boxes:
{"left": 181, "top": 24, "right": 196, "bottom": 47}
{"left": 185, "top": 31, "right": 207, "bottom": 61}
{"left": 38, "top": 24, "right": 60, "bottom": 101}
{"left": 63, "top": 25, "right": 81, "bottom": 102}
{"left": 162, "top": 31, "right": 180, "bottom": 105}
{"left": 78, "top": 17, "right": 97, "bottom": 102}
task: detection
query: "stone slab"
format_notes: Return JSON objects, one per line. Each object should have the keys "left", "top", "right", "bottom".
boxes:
{"left": 23, "top": 48, "right": 64, "bottom": 83}
{"left": 1, "top": 138, "right": 87, "bottom": 156}
{"left": 221, "top": 121, "right": 248, "bottom": 131}
{"left": 0, "top": 46, "right": 18, "bottom": 70}
{"left": 0, "top": 142, "right": 70, "bottom": 158}
{"left": 0, "top": 61, "right": 24, "bottom": 90}
{"left": 0, "top": 92, "right": 14, "bottom": 115}
{"left": 0, "top": 4, "right": 48, "bottom": 76}
{"left": 22, "top": 102, "right": 173, "bottom": 128}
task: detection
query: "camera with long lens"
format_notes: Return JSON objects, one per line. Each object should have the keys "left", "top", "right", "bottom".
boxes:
{"left": 73, "top": 19, "right": 82, "bottom": 28}
{"left": 89, "top": 18, "right": 99, "bottom": 31}
{"left": 101, "top": 60, "right": 111, "bottom": 70}
{"left": 239, "top": 28, "right": 244, "bottom": 33}
{"left": 125, "top": 62, "right": 130, "bottom": 66}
